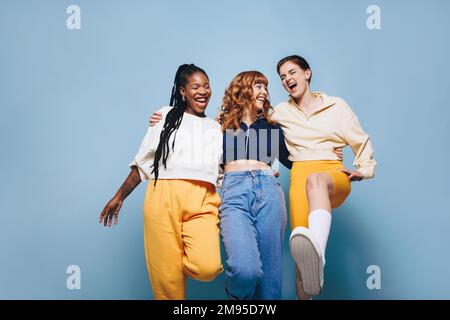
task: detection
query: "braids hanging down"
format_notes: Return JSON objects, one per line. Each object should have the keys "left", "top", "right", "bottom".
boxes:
{"left": 151, "top": 63, "right": 209, "bottom": 185}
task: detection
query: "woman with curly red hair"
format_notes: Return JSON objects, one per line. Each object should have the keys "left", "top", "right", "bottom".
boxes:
{"left": 217, "top": 71, "right": 292, "bottom": 299}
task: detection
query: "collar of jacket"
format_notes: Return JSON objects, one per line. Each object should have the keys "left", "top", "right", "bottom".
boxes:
{"left": 239, "top": 114, "right": 267, "bottom": 130}
{"left": 288, "top": 91, "right": 336, "bottom": 114}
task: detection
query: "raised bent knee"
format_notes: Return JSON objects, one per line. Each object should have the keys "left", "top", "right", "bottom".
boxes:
{"left": 224, "top": 256, "right": 263, "bottom": 299}
{"left": 306, "top": 173, "right": 329, "bottom": 191}
{"left": 184, "top": 259, "right": 223, "bottom": 282}
{"left": 233, "top": 265, "right": 262, "bottom": 284}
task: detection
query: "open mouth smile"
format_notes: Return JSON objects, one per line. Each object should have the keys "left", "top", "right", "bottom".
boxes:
{"left": 287, "top": 81, "right": 297, "bottom": 90}
{"left": 194, "top": 97, "right": 208, "bottom": 103}
{"left": 256, "top": 95, "right": 266, "bottom": 102}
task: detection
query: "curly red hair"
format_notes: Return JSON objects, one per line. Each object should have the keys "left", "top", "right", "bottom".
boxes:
{"left": 220, "top": 71, "right": 276, "bottom": 132}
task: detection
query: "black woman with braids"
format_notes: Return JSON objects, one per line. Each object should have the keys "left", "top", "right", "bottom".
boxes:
{"left": 99, "top": 64, "right": 224, "bottom": 300}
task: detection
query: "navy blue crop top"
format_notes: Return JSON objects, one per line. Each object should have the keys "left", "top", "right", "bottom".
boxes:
{"left": 222, "top": 116, "right": 292, "bottom": 169}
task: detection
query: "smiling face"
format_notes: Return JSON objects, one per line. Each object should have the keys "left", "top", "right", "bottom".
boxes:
{"left": 180, "top": 72, "right": 211, "bottom": 115}
{"left": 278, "top": 60, "right": 311, "bottom": 100}
{"left": 252, "top": 82, "right": 268, "bottom": 112}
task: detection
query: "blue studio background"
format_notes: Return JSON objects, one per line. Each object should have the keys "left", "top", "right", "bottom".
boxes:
{"left": 1, "top": 0, "right": 449, "bottom": 299}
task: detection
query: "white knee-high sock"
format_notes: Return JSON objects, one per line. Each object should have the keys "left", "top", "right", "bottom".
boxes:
{"left": 308, "top": 209, "right": 332, "bottom": 265}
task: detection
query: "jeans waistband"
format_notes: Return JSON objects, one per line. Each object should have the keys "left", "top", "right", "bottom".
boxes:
{"left": 224, "top": 169, "right": 274, "bottom": 178}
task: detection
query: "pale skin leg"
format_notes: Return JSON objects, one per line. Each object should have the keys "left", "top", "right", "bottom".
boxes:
{"left": 306, "top": 173, "right": 334, "bottom": 212}
{"left": 295, "top": 173, "right": 334, "bottom": 300}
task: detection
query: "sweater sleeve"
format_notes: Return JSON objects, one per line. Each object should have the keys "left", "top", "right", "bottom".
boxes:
{"left": 129, "top": 107, "right": 168, "bottom": 180}
{"left": 343, "top": 114, "right": 377, "bottom": 179}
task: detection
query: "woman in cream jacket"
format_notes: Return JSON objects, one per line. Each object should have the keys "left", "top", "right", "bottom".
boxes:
{"left": 274, "top": 55, "right": 376, "bottom": 299}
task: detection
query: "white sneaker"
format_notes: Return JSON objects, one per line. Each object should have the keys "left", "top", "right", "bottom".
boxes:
{"left": 290, "top": 226, "right": 324, "bottom": 296}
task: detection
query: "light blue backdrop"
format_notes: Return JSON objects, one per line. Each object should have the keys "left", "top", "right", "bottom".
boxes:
{"left": 1, "top": 0, "right": 449, "bottom": 299}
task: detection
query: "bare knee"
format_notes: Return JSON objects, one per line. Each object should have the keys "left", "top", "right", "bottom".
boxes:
{"left": 306, "top": 173, "right": 328, "bottom": 192}
{"left": 306, "top": 173, "right": 333, "bottom": 199}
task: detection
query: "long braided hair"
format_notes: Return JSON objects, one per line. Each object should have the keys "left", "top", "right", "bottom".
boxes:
{"left": 151, "top": 63, "right": 209, "bottom": 185}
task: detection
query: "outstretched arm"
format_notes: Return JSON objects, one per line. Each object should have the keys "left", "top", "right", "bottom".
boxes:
{"left": 99, "top": 166, "right": 141, "bottom": 227}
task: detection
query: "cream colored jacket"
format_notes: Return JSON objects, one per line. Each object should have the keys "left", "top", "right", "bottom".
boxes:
{"left": 272, "top": 92, "right": 376, "bottom": 179}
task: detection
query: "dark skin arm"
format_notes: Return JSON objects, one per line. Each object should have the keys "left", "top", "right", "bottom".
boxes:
{"left": 99, "top": 166, "right": 141, "bottom": 227}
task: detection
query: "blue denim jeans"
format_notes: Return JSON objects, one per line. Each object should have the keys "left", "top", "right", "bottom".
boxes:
{"left": 219, "top": 169, "right": 287, "bottom": 300}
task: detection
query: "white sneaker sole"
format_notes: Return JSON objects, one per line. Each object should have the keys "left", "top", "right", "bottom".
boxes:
{"left": 290, "top": 227, "right": 324, "bottom": 296}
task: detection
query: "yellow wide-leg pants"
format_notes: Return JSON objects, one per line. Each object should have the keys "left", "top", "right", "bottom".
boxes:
{"left": 143, "top": 179, "right": 223, "bottom": 300}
